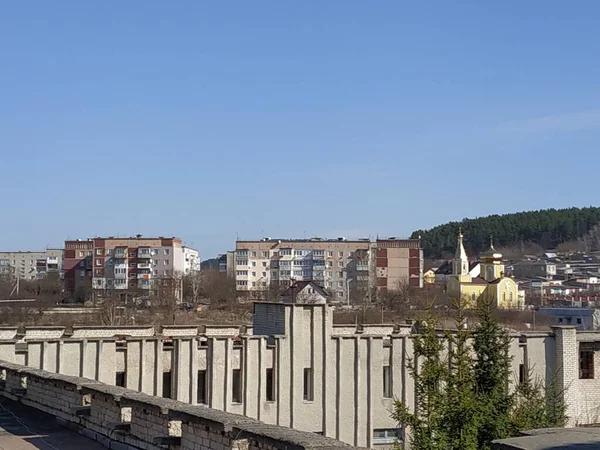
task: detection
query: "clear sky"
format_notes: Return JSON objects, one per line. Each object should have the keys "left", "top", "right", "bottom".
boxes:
{"left": 2, "top": 1, "right": 600, "bottom": 259}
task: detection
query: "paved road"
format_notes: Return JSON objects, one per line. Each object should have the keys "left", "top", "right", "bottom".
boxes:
{"left": 0, "top": 397, "right": 105, "bottom": 450}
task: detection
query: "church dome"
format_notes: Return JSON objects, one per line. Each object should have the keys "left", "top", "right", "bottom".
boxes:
{"left": 481, "top": 238, "right": 502, "bottom": 261}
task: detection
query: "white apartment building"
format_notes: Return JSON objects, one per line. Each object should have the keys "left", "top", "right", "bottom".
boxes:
{"left": 183, "top": 246, "right": 200, "bottom": 274}
{"left": 235, "top": 238, "right": 373, "bottom": 301}
{"left": 0, "top": 249, "right": 63, "bottom": 280}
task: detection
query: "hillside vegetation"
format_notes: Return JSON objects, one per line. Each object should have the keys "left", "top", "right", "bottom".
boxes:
{"left": 411, "top": 207, "right": 600, "bottom": 259}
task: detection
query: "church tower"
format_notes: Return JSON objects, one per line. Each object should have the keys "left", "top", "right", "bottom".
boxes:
{"left": 452, "top": 229, "right": 472, "bottom": 283}
{"left": 480, "top": 236, "right": 504, "bottom": 281}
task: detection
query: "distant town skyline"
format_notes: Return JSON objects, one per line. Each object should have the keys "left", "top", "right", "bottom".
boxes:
{"left": 3, "top": 2, "right": 600, "bottom": 258}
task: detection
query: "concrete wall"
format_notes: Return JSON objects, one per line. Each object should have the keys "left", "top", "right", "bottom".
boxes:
{"left": 0, "top": 307, "right": 594, "bottom": 448}
{"left": 0, "top": 360, "right": 358, "bottom": 450}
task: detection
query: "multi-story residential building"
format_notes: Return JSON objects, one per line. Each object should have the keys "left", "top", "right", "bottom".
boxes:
{"left": 183, "top": 246, "right": 200, "bottom": 274}
{"left": 374, "top": 238, "right": 423, "bottom": 289}
{"left": 0, "top": 249, "right": 63, "bottom": 280}
{"left": 65, "top": 236, "right": 187, "bottom": 300}
{"left": 235, "top": 237, "right": 424, "bottom": 301}
{"left": 512, "top": 260, "right": 557, "bottom": 279}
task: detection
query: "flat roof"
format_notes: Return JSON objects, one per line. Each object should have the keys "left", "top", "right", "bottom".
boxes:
{"left": 493, "top": 427, "right": 600, "bottom": 449}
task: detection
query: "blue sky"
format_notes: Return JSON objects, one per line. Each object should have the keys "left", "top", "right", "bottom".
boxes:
{"left": 2, "top": 1, "right": 600, "bottom": 259}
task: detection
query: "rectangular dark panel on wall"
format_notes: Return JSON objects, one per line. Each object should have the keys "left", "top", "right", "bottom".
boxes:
{"left": 409, "top": 278, "right": 420, "bottom": 287}
{"left": 65, "top": 250, "right": 75, "bottom": 258}
{"left": 377, "top": 258, "right": 388, "bottom": 267}
{"left": 377, "top": 277, "right": 387, "bottom": 287}
{"left": 377, "top": 249, "right": 388, "bottom": 258}
{"left": 409, "top": 249, "right": 420, "bottom": 258}
{"left": 409, "top": 267, "right": 420, "bottom": 276}
{"left": 409, "top": 258, "right": 420, "bottom": 268}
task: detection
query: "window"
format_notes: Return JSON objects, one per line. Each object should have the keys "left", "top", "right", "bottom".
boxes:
{"left": 237, "top": 280, "right": 248, "bottom": 286}
{"left": 337, "top": 292, "right": 344, "bottom": 298}
{"left": 281, "top": 270, "right": 291, "bottom": 276}
{"left": 383, "top": 366, "right": 392, "bottom": 398}
{"left": 338, "top": 251, "right": 343, "bottom": 257}
{"left": 471, "top": 292, "right": 476, "bottom": 302}
{"left": 558, "top": 318, "right": 564, "bottom": 324}
{"left": 262, "top": 251, "right": 268, "bottom": 258}
{"left": 294, "top": 250, "right": 305, "bottom": 256}
{"left": 338, "top": 262, "right": 344, "bottom": 268}
{"left": 519, "top": 364, "right": 526, "bottom": 386}
{"left": 95, "top": 258, "right": 102, "bottom": 266}
{"left": 272, "top": 271, "right": 277, "bottom": 277}
{"left": 252, "top": 282, "right": 256, "bottom": 287}
{"left": 294, "top": 270, "right": 302, "bottom": 276}
{"left": 303, "top": 368, "right": 313, "bottom": 401}
{"left": 116, "top": 372, "right": 126, "bottom": 387}
{"left": 327, "top": 271, "right": 332, "bottom": 277}
{"left": 313, "top": 250, "right": 324, "bottom": 257}
{"left": 237, "top": 259, "right": 248, "bottom": 266}
{"left": 251, "top": 251, "right": 257, "bottom": 257}
{"left": 251, "top": 261, "right": 256, "bottom": 267}
{"left": 373, "top": 429, "right": 401, "bottom": 445}
{"left": 326, "top": 261, "right": 333, "bottom": 268}
{"left": 232, "top": 369, "right": 242, "bottom": 403}
{"left": 197, "top": 370, "right": 207, "bottom": 404}
{"left": 578, "top": 318, "right": 583, "bottom": 325}
{"left": 327, "top": 281, "right": 332, "bottom": 287}
{"left": 338, "top": 271, "right": 343, "bottom": 277}
{"left": 337, "top": 281, "right": 343, "bottom": 287}
{"left": 252, "top": 271, "right": 256, "bottom": 277}
{"left": 237, "top": 250, "right": 248, "bottom": 256}
{"left": 262, "top": 272, "right": 267, "bottom": 277}
{"left": 262, "top": 262, "right": 267, "bottom": 267}
{"left": 280, "top": 249, "right": 292, "bottom": 256}
{"left": 96, "top": 249, "right": 103, "bottom": 256}
{"left": 164, "top": 249, "right": 170, "bottom": 255}
{"left": 153, "top": 259, "right": 159, "bottom": 265}
{"left": 327, "top": 251, "right": 333, "bottom": 257}
{"left": 236, "top": 270, "right": 248, "bottom": 276}
{"left": 580, "top": 348, "right": 594, "bottom": 379}
{"left": 162, "top": 371, "right": 172, "bottom": 399}
{"left": 164, "top": 259, "right": 170, "bottom": 265}
{"left": 266, "top": 368, "right": 275, "bottom": 401}
{"left": 509, "top": 292, "right": 513, "bottom": 302}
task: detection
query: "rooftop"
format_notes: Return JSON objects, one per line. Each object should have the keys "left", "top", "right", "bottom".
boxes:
{"left": 493, "top": 427, "right": 600, "bottom": 449}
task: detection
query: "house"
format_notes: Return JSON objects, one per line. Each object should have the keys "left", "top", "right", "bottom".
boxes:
{"left": 281, "top": 281, "right": 329, "bottom": 304}
{"left": 537, "top": 307, "right": 600, "bottom": 330}
{"left": 423, "top": 268, "right": 436, "bottom": 284}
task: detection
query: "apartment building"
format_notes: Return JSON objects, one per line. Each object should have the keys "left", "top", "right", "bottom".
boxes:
{"left": 235, "top": 238, "right": 373, "bottom": 301}
{"left": 235, "top": 238, "right": 421, "bottom": 301}
{"left": 64, "top": 236, "right": 193, "bottom": 300}
{"left": 375, "top": 238, "right": 423, "bottom": 289}
{"left": 0, "top": 249, "right": 63, "bottom": 280}
{"left": 183, "top": 246, "right": 200, "bottom": 274}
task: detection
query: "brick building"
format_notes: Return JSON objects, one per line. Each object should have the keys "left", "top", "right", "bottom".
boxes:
{"left": 375, "top": 238, "right": 423, "bottom": 289}
{"left": 64, "top": 236, "right": 194, "bottom": 301}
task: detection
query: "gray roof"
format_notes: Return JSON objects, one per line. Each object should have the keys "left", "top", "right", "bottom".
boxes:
{"left": 493, "top": 427, "right": 600, "bottom": 449}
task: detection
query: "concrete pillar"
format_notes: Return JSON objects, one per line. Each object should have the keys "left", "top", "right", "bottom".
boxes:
{"left": 553, "top": 325, "right": 578, "bottom": 426}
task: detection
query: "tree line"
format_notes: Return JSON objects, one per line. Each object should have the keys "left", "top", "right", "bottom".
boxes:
{"left": 393, "top": 297, "right": 567, "bottom": 450}
{"left": 411, "top": 206, "right": 600, "bottom": 259}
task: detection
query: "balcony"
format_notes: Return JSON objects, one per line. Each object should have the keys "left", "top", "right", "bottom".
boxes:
{"left": 356, "top": 264, "right": 369, "bottom": 271}
{"left": 137, "top": 262, "right": 151, "bottom": 269}
{"left": 114, "top": 252, "right": 127, "bottom": 259}
{"left": 137, "top": 273, "right": 151, "bottom": 279}
{"left": 137, "top": 252, "right": 152, "bottom": 259}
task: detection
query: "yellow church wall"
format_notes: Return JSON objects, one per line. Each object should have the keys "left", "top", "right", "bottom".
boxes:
{"left": 495, "top": 278, "right": 520, "bottom": 309}
{"left": 458, "top": 284, "right": 487, "bottom": 308}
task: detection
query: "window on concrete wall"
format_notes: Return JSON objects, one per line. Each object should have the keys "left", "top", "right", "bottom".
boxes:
{"left": 266, "top": 368, "right": 275, "bottom": 401}
{"left": 373, "top": 429, "right": 402, "bottom": 445}
{"left": 232, "top": 369, "right": 242, "bottom": 403}
{"left": 580, "top": 347, "right": 595, "bottom": 379}
{"left": 162, "top": 371, "right": 172, "bottom": 399}
{"left": 116, "top": 372, "right": 126, "bottom": 388}
{"left": 303, "top": 368, "right": 313, "bottom": 401}
{"left": 519, "top": 364, "right": 526, "bottom": 385}
{"left": 197, "top": 370, "right": 207, "bottom": 404}
{"left": 383, "top": 366, "right": 392, "bottom": 398}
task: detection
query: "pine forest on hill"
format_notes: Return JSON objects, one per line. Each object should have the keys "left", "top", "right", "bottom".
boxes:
{"left": 411, "top": 207, "right": 600, "bottom": 259}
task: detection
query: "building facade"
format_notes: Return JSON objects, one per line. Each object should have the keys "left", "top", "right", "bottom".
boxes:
{"left": 64, "top": 236, "right": 188, "bottom": 300}
{"left": 183, "top": 246, "right": 200, "bottom": 274}
{"left": 235, "top": 237, "right": 423, "bottom": 301}
{"left": 512, "top": 260, "right": 557, "bottom": 279}
{"left": 0, "top": 249, "right": 63, "bottom": 280}
{"left": 0, "top": 305, "right": 595, "bottom": 449}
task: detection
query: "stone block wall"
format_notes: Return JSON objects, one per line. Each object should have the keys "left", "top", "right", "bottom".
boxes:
{"left": 0, "top": 359, "right": 360, "bottom": 450}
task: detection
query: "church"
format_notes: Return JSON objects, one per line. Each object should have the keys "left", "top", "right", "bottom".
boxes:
{"left": 446, "top": 230, "right": 524, "bottom": 309}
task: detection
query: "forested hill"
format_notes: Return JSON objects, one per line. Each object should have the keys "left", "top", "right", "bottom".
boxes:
{"left": 411, "top": 207, "right": 600, "bottom": 259}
